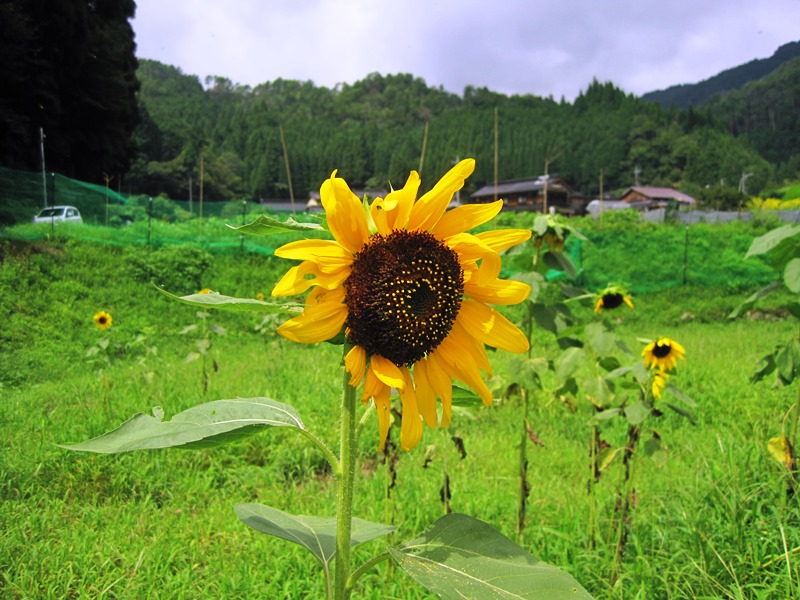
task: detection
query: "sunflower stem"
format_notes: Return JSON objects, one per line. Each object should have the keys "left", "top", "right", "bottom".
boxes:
{"left": 334, "top": 344, "right": 359, "bottom": 600}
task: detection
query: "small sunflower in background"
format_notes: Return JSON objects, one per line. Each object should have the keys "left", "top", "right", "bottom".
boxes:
{"left": 651, "top": 369, "right": 669, "bottom": 399}
{"left": 594, "top": 285, "right": 634, "bottom": 313}
{"left": 256, "top": 292, "right": 265, "bottom": 301}
{"left": 93, "top": 311, "right": 112, "bottom": 330}
{"left": 199, "top": 288, "right": 212, "bottom": 294}
{"left": 642, "top": 337, "right": 686, "bottom": 372}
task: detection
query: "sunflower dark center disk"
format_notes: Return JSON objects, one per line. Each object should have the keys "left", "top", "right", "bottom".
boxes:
{"left": 345, "top": 229, "right": 464, "bottom": 366}
{"left": 601, "top": 293, "right": 624, "bottom": 309}
{"left": 652, "top": 342, "right": 672, "bottom": 358}
{"left": 98, "top": 316, "right": 108, "bottom": 325}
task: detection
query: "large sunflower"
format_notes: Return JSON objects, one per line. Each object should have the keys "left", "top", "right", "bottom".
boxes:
{"left": 642, "top": 337, "right": 686, "bottom": 372}
{"left": 271, "top": 159, "right": 532, "bottom": 451}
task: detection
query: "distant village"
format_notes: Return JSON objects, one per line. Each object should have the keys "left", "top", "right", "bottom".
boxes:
{"left": 307, "top": 174, "right": 697, "bottom": 218}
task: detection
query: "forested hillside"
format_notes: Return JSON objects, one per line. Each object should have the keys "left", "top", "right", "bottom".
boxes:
{"left": 127, "top": 61, "right": 773, "bottom": 205}
{"left": 641, "top": 41, "right": 800, "bottom": 109}
{"left": 703, "top": 57, "right": 800, "bottom": 175}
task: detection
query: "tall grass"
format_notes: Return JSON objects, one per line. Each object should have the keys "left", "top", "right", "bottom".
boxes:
{"left": 1, "top": 236, "right": 798, "bottom": 599}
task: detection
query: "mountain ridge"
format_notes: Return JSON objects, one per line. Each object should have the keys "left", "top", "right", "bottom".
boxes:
{"left": 641, "top": 40, "right": 800, "bottom": 108}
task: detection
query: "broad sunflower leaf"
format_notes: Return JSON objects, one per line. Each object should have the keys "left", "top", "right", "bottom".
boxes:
{"left": 664, "top": 403, "right": 696, "bottom": 424}
{"left": 60, "top": 398, "right": 304, "bottom": 453}
{"left": 623, "top": 401, "right": 652, "bottom": 425}
{"left": 583, "top": 375, "right": 613, "bottom": 408}
{"left": 235, "top": 503, "right": 393, "bottom": 566}
{"left": 450, "top": 385, "right": 484, "bottom": 407}
{"left": 751, "top": 353, "right": 777, "bottom": 383}
{"left": 664, "top": 384, "right": 697, "bottom": 408}
{"left": 227, "top": 214, "right": 325, "bottom": 235}
{"left": 590, "top": 407, "right": 622, "bottom": 423}
{"left": 746, "top": 223, "right": 800, "bottom": 257}
{"left": 157, "top": 287, "right": 303, "bottom": 314}
{"left": 728, "top": 281, "right": 783, "bottom": 319}
{"left": 585, "top": 322, "right": 615, "bottom": 356}
{"left": 784, "top": 258, "right": 800, "bottom": 294}
{"left": 555, "top": 347, "right": 587, "bottom": 381}
{"left": 388, "top": 513, "right": 593, "bottom": 600}
{"left": 542, "top": 251, "right": 577, "bottom": 280}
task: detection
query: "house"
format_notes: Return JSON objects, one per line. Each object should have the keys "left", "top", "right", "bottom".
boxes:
{"left": 469, "top": 175, "right": 587, "bottom": 214}
{"left": 620, "top": 186, "right": 696, "bottom": 208}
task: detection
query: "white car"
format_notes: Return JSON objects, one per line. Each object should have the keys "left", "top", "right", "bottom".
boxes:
{"left": 33, "top": 205, "right": 83, "bottom": 224}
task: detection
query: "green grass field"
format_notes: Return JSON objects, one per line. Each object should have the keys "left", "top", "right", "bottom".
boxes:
{"left": 1, "top": 229, "right": 798, "bottom": 599}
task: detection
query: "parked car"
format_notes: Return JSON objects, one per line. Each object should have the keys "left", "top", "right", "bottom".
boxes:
{"left": 33, "top": 205, "right": 83, "bottom": 224}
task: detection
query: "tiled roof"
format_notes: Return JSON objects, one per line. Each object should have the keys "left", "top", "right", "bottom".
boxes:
{"left": 624, "top": 186, "right": 696, "bottom": 204}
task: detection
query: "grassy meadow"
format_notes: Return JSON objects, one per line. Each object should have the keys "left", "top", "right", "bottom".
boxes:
{"left": 1, "top": 218, "right": 798, "bottom": 599}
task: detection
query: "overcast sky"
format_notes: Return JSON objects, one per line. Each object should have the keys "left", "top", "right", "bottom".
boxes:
{"left": 131, "top": 0, "right": 800, "bottom": 101}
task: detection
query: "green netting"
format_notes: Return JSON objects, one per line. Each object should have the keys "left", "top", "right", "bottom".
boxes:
{"left": 0, "top": 166, "right": 780, "bottom": 293}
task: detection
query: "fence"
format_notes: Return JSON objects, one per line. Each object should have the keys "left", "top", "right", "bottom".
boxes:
{"left": 0, "top": 166, "right": 782, "bottom": 293}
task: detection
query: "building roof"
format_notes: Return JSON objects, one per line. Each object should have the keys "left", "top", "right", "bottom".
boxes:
{"left": 471, "top": 175, "right": 573, "bottom": 199}
{"left": 623, "top": 186, "right": 696, "bottom": 204}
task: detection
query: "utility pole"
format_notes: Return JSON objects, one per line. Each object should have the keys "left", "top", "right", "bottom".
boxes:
{"left": 39, "top": 128, "right": 47, "bottom": 208}
{"left": 634, "top": 166, "right": 641, "bottom": 187}
{"left": 542, "top": 160, "right": 550, "bottom": 214}
{"left": 599, "top": 168, "right": 604, "bottom": 223}
{"left": 493, "top": 107, "right": 499, "bottom": 202}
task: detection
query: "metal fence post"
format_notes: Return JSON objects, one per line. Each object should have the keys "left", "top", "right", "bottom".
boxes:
{"left": 147, "top": 197, "right": 153, "bottom": 246}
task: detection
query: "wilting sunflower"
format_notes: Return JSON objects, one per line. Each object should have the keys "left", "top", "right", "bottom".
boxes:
{"left": 651, "top": 369, "right": 669, "bottom": 399}
{"left": 594, "top": 285, "right": 634, "bottom": 313}
{"left": 93, "top": 310, "right": 112, "bottom": 330}
{"left": 642, "top": 337, "right": 686, "bottom": 372}
{"left": 271, "top": 159, "right": 532, "bottom": 451}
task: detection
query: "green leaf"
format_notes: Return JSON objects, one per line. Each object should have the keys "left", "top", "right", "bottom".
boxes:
{"left": 157, "top": 287, "right": 303, "bottom": 314}
{"left": 227, "top": 214, "right": 325, "bottom": 235}
{"left": 555, "top": 347, "right": 586, "bottom": 381}
{"left": 776, "top": 343, "right": 796, "bottom": 382}
{"left": 751, "top": 353, "right": 777, "bottom": 383}
{"left": 451, "top": 385, "right": 484, "bottom": 407}
{"left": 664, "top": 384, "right": 697, "bottom": 408}
{"left": 60, "top": 398, "right": 304, "bottom": 453}
{"left": 235, "top": 503, "right": 393, "bottom": 566}
{"left": 542, "top": 251, "right": 577, "bottom": 280}
{"left": 388, "top": 513, "right": 593, "bottom": 600}
{"left": 583, "top": 375, "right": 613, "bottom": 408}
{"left": 664, "top": 403, "right": 696, "bottom": 424}
{"left": 745, "top": 224, "right": 800, "bottom": 259}
{"left": 605, "top": 365, "right": 634, "bottom": 379}
{"left": 623, "top": 401, "right": 652, "bottom": 425}
{"left": 728, "top": 281, "right": 783, "bottom": 319}
{"left": 531, "top": 303, "right": 558, "bottom": 335}
{"left": 591, "top": 407, "right": 622, "bottom": 423}
{"left": 785, "top": 258, "right": 800, "bottom": 294}
{"left": 585, "top": 322, "right": 615, "bottom": 356}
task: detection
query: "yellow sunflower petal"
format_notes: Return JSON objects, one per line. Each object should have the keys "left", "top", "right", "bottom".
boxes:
{"left": 432, "top": 200, "right": 503, "bottom": 240}
{"left": 457, "top": 300, "right": 529, "bottom": 353}
{"left": 465, "top": 277, "right": 531, "bottom": 306}
{"left": 475, "top": 229, "right": 533, "bottom": 252}
{"left": 435, "top": 328, "right": 493, "bottom": 405}
{"left": 425, "top": 352, "right": 453, "bottom": 428}
{"left": 594, "top": 297, "right": 603, "bottom": 313}
{"left": 370, "top": 355, "right": 406, "bottom": 390}
{"left": 274, "top": 239, "right": 353, "bottom": 274}
{"left": 407, "top": 158, "right": 475, "bottom": 232}
{"left": 320, "top": 171, "right": 370, "bottom": 254}
{"left": 475, "top": 252, "right": 502, "bottom": 287}
{"left": 276, "top": 288, "right": 347, "bottom": 343}
{"left": 444, "top": 232, "right": 496, "bottom": 262}
{"left": 345, "top": 345, "right": 366, "bottom": 388}
{"left": 271, "top": 261, "right": 347, "bottom": 296}
{"left": 362, "top": 368, "right": 393, "bottom": 451}
{"left": 398, "top": 368, "right": 423, "bottom": 451}
{"left": 371, "top": 171, "right": 420, "bottom": 235}
{"left": 624, "top": 296, "right": 634, "bottom": 309}
{"left": 413, "top": 358, "right": 440, "bottom": 429}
